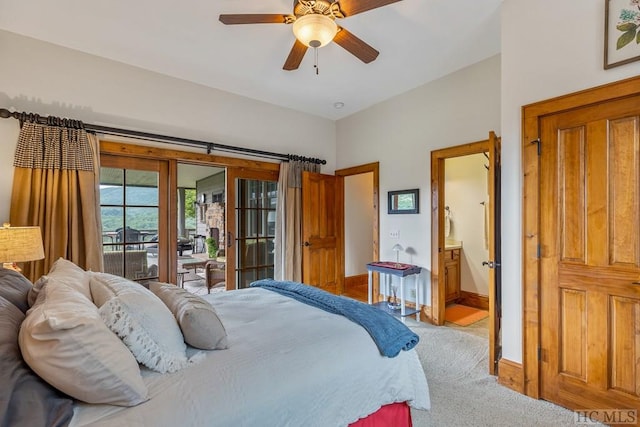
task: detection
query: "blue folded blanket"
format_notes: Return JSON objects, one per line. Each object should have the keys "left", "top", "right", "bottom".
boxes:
{"left": 250, "top": 279, "right": 419, "bottom": 358}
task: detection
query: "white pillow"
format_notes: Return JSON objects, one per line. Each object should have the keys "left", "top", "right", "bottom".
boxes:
{"left": 149, "top": 282, "right": 229, "bottom": 350}
{"left": 28, "top": 258, "right": 92, "bottom": 306}
{"left": 19, "top": 278, "right": 148, "bottom": 406}
{"left": 90, "top": 273, "right": 195, "bottom": 373}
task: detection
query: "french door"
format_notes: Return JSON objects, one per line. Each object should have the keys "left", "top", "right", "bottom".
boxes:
{"left": 226, "top": 168, "right": 278, "bottom": 289}
{"left": 99, "top": 155, "right": 170, "bottom": 283}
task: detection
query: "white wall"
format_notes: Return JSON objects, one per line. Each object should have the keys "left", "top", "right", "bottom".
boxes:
{"left": 445, "top": 154, "right": 490, "bottom": 296}
{"left": 0, "top": 30, "right": 336, "bottom": 223}
{"left": 500, "top": 0, "right": 640, "bottom": 363}
{"left": 336, "top": 54, "right": 501, "bottom": 305}
{"left": 344, "top": 173, "right": 374, "bottom": 276}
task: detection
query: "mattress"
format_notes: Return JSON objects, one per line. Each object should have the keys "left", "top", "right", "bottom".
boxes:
{"left": 71, "top": 288, "right": 430, "bottom": 426}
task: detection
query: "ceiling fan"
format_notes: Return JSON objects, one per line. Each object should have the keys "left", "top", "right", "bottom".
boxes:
{"left": 219, "top": 0, "right": 402, "bottom": 71}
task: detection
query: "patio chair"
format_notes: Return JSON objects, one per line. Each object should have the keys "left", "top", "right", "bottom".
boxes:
{"left": 205, "top": 261, "right": 225, "bottom": 294}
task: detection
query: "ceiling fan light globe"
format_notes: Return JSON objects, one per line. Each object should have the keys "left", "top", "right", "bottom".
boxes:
{"left": 292, "top": 14, "right": 337, "bottom": 48}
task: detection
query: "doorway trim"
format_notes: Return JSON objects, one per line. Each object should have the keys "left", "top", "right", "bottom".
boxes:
{"left": 335, "top": 162, "right": 380, "bottom": 300}
{"left": 521, "top": 75, "right": 640, "bottom": 399}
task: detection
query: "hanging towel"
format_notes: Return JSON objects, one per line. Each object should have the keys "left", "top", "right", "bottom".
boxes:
{"left": 444, "top": 209, "right": 451, "bottom": 238}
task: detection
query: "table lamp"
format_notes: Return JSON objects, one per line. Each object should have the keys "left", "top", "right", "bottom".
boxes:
{"left": 392, "top": 243, "right": 404, "bottom": 267}
{"left": 0, "top": 223, "right": 45, "bottom": 272}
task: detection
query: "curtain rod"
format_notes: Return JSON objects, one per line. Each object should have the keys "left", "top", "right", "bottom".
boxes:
{"left": 0, "top": 108, "right": 326, "bottom": 165}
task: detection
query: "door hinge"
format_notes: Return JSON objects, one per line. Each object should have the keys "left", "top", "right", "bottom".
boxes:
{"left": 531, "top": 138, "right": 541, "bottom": 155}
{"left": 536, "top": 244, "right": 541, "bottom": 259}
{"left": 538, "top": 347, "right": 541, "bottom": 361}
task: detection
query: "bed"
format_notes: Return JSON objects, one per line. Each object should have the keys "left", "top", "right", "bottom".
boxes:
{"left": 1, "top": 260, "right": 430, "bottom": 427}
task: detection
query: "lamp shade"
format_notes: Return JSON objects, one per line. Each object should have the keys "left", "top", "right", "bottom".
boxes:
{"left": 292, "top": 14, "right": 338, "bottom": 48}
{"left": 0, "top": 224, "right": 45, "bottom": 263}
{"left": 392, "top": 244, "right": 404, "bottom": 252}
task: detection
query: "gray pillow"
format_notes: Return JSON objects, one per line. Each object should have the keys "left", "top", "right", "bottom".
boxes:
{"left": 149, "top": 282, "right": 228, "bottom": 350}
{"left": 0, "top": 296, "right": 74, "bottom": 426}
{"left": 0, "top": 269, "right": 32, "bottom": 313}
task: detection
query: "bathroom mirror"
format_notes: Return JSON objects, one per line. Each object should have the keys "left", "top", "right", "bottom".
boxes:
{"left": 388, "top": 189, "right": 419, "bottom": 214}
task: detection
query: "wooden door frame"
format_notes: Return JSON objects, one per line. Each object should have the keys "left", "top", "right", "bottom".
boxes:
{"left": 521, "top": 75, "right": 640, "bottom": 399}
{"left": 431, "top": 139, "right": 499, "bottom": 373}
{"left": 99, "top": 154, "right": 172, "bottom": 282}
{"left": 335, "top": 162, "right": 380, "bottom": 299}
{"left": 431, "top": 140, "right": 493, "bottom": 322}
{"left": 100, "top": 141, "right": 280, "bottom": 286}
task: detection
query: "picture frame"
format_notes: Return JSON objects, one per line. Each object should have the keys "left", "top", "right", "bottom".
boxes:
{"left": 388, "top": 189, "right": 419, "bottom": 214}
{"left": 604, "top": 0, "right": 640, "bottom": 69}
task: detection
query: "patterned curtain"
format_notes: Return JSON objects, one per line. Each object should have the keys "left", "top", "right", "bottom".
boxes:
{"left": 10, "top": 121, "right": 103, "bottom": 282}
{"left": 274, "top": 160, "right": 320, "bottom": 281}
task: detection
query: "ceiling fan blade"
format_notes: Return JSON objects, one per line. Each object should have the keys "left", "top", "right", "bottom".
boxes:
{"left": 283, "top": 40, "right": 308, "bottom": 71}
{"left": 333, "top": 27, "right": 379, "bottom": 64}
{"left": 219, "top": 14, "right": 290, "bottom": 25}
{"left": 338, "top": 0, "right": 402, "bottom": 17}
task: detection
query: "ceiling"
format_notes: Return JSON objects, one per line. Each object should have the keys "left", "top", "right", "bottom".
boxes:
{"left": 0, "top": 0, "right": 502, "bottom": 120}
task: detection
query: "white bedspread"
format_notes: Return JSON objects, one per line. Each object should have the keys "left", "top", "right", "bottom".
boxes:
{"left": 71, "top": 288, "right": 430, "bottom": 426}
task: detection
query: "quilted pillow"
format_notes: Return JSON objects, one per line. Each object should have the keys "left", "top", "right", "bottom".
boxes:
{"left": 19, "top": 278, "right": 149, "bottom": 406}
{"left": 0, "top": 296, "right": 74, "bottom": 427}
{"left": 149, "top": 282, "right": 229, "bottom": 350}
{"left": 28, "top": 258, "right": 92, "bottom": 306}
{"left": 0, "top": 268, "right": 32, "bottom": 313}
{"left": 90, "top": 273, "right": 196, "bottom": 373}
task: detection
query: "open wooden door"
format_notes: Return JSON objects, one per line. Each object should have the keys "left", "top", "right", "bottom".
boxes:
{"left": 487, "top": 131, "right": 502, "bottom": 375}
{"left": 301, "top": 171, "right": 344, "bottom": 294}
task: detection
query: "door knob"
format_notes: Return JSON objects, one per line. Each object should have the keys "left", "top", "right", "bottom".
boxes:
{"left": 303, "top": 241, "right": 311, "bottom": 247}
{"left": 482, "top": 261, "right": 501, "bottom": 268}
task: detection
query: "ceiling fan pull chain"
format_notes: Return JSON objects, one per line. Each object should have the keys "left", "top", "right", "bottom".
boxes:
{"left": 314, "top": 47, "right": 319, "bottom": 75}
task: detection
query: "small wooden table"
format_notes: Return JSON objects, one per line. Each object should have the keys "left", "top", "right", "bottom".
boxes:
{"left": 366, "top": 262, "right": 422, "bottom": 321}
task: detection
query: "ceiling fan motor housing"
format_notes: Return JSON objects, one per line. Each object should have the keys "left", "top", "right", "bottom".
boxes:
{"left": 294, "top": 0, "right": 344, "bottom": 19}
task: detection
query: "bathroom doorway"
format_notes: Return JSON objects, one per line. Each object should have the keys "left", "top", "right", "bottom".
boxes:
{"left": 430, "top": 131, "right": 501, "bottom": 375}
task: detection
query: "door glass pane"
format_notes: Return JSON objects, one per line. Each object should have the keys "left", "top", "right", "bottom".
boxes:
{"left": 235, "top": 178, "right": 277, "bottom": 289}
{"left": 125, "top": 170, "right": 159, "bottom": 206}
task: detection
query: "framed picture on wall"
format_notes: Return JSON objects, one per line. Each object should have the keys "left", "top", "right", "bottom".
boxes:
{"left": 388, "top": 189, "right": 419, "bottom": 214}
{"left": 604, "top": 0, "right": 640, "bottom": 69}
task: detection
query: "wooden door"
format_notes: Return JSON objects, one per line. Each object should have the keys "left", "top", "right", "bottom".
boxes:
{"left": 302, "top": 171, "right": 344, "bottom": 294}
{"left": 444, "top": 250, "right": 460, "bottom": 303}
{"left": 487, "top": 131, "right": 502, "bottom": 376}
{"left": 540, "top": 95, "right": 640, "bottom": 414}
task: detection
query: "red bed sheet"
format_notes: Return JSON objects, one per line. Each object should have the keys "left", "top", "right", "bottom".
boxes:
{"left": 349, "top": 402, "right": 413, "bottom": 427}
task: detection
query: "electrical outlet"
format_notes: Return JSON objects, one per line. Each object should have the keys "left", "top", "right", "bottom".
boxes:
{"left": 410, "top": 289, "right": 416, "bottom": 299}
{"left": 389, "top": 230, "right": 400, "bottom": 238}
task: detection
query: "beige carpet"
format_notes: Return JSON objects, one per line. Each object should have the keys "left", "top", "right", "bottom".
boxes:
{"left": 405, "top": 319, "right": 604, "bottom": 426}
